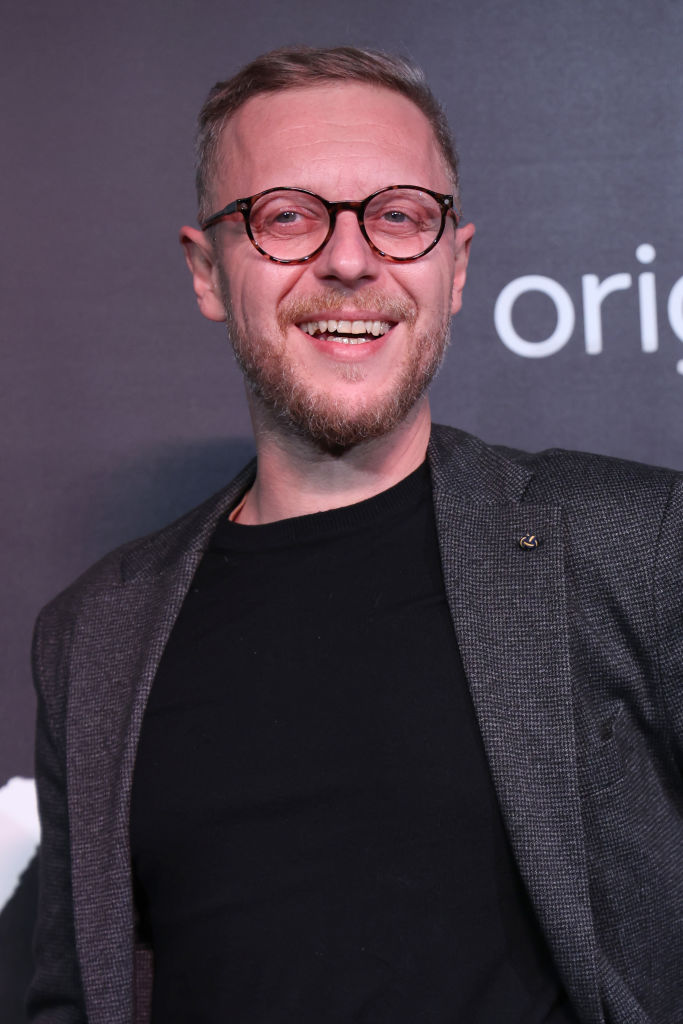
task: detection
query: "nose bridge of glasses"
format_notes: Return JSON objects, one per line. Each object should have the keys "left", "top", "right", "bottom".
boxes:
{"left": 328, "top": 198, "right": 366, "bottom": 215}
{"left": 325, "top": 199, "right": 372, "bottom": 247}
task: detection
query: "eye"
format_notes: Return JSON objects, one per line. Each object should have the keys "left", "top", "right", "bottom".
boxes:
{"left": 364, "top": 189, "right": 443, "bottom": 240}
{"left": 273, "top": 209, "right": 301, "bottom": 224}
{"left": 368, "top": 203, "right": 426, "bottom": 235}
{"left": 382, "top": 209, "right": 411, "bottom": 224}
{"left": 251, "top": 195, "right": 325, "bottom": 237}
{"left": 261, "top": 204, "right": 310, "bottom": 230}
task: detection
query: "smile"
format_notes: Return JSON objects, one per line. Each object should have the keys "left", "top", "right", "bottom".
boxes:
{"left": 298, "top": 319, "right": 394, "bottom": 344}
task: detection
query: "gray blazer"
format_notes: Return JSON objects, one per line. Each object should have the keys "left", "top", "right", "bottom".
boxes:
{"left": 28, "top": 425, "right": 683, "bottom": 1024}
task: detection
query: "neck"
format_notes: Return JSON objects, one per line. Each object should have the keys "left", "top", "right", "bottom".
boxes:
{"left": 237, "top": 396, "right": 432, "bottom": 525}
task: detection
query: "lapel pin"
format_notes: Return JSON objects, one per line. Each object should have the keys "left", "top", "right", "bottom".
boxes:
{"left": 519, "top": 533, "right": 540, "bottom": 550}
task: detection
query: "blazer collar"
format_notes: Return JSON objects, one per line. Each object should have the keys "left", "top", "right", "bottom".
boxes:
{"left": 119, "top": 458, "right": 257, "bottom": 585}
{"left": 428, "top": 424, "right": 533, "bottom": 502}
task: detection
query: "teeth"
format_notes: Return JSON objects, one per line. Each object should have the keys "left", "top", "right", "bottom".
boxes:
{"left": 298, "top": 319, "right": 393, "bottom": 338}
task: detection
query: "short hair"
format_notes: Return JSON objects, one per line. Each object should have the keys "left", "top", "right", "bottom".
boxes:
{"left": 195, "top": 45, "right": 460, "bottom": 222}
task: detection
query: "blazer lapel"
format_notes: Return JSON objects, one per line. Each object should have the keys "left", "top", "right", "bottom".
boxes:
{"left": 65, "top": 463, "right": 254, "bottom": 1024}
{"left": 428, "top": 427, "right": 603, "bottom": 1024}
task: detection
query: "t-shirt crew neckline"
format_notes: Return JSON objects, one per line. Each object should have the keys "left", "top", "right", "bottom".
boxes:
{"left": 213, "top": 459, "right": 430, "bottom": 549}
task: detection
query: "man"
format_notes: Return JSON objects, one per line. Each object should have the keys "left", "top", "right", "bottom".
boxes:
{"left": 29, "top": 46, "right": 681, "bottom": 1024}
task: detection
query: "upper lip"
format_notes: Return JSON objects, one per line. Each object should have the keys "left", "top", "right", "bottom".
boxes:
{"left": 295, "top": 312, "right": 397, "bottom": 324}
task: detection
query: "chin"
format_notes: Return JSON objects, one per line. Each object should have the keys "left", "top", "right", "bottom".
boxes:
{"left": 248, "top": 365, "right": 436, "bottom": 455}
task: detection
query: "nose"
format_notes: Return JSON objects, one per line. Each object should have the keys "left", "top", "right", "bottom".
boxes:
{"left": 312, "top": 210, "right": 380, "bottom": 286}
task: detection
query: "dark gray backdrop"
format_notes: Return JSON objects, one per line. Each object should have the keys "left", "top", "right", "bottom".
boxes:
{"left": 2, "top": 0, "right": 682, "bottom": 1017}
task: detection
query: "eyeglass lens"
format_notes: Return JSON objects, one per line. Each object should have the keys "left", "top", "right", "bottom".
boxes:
{"left": 248, "top": 188, "right": 444, "bottom": 261}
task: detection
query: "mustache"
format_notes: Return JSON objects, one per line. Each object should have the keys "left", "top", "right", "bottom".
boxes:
{"left": 277, "top": 288, "right": 417, "bottom": 331}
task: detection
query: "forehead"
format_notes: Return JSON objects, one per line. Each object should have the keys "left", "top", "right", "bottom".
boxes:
{"left": 213, "top": 82, "right": 450, "bottom": 200}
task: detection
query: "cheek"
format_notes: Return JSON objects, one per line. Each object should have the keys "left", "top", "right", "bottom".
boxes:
{"left": 224, "top": 258, "right": 307, "bottom": 327}
{"left": 392, "top": 240, "right": 455, "bottom": 297}
{"left": 400, "top": 265, "right": 454, "bottom": 319}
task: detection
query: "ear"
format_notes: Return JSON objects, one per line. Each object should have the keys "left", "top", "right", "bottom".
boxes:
{"left": 179, "top": 226, "right": 227, "bottom": 323}
{"left": 450, "top": 221, "right": 475, "bottom": 316}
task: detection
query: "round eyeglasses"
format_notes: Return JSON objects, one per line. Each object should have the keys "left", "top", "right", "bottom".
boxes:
{"left": 200, "top": 185, "right": 459, "bottom": 264}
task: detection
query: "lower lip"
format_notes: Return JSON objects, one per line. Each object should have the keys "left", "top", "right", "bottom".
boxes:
{"left": 297, "top": 326, "right": 394, "bottom": 360}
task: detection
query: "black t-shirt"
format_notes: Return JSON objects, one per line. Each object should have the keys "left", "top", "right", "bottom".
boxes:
{"left": 131, "top": 462, "right": 578, "bottom": 1023}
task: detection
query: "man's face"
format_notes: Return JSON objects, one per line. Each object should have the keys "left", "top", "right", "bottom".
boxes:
{"left": 184, "top": 83, "right": 474, "bottom": 451}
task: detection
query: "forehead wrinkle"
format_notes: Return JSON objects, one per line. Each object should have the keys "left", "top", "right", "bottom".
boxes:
{"left": 235, "top": 117, "right": 414, "bottom": 163}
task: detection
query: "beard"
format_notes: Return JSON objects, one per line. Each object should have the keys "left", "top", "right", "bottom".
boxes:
{"left": 222, "top": 285, "right": 451, "bottom": 455}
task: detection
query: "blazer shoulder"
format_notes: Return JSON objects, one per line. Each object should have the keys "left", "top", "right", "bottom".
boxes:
{"left": 494, "top": 441, "right": 682, "bottom": 511}
{"left": 429, "top": 423, "right": 682, "bottom": 512}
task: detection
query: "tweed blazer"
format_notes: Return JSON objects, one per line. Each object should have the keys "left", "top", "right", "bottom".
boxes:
{"left": 28, "top": 425, "right": 683, "bottom": 1024}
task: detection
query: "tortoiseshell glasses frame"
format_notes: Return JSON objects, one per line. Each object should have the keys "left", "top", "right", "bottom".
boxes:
{"left": 200, "top": 184, "right": 460, "bottom": 264}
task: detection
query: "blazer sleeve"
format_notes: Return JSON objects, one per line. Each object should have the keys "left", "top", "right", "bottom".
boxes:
{"left": 26, "top": 606, "right": 87, "bottom": 1023}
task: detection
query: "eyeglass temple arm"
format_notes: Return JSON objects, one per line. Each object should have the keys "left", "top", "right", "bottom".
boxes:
{"left": 200, "top": 199, "right": 246, "bottom": 231}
